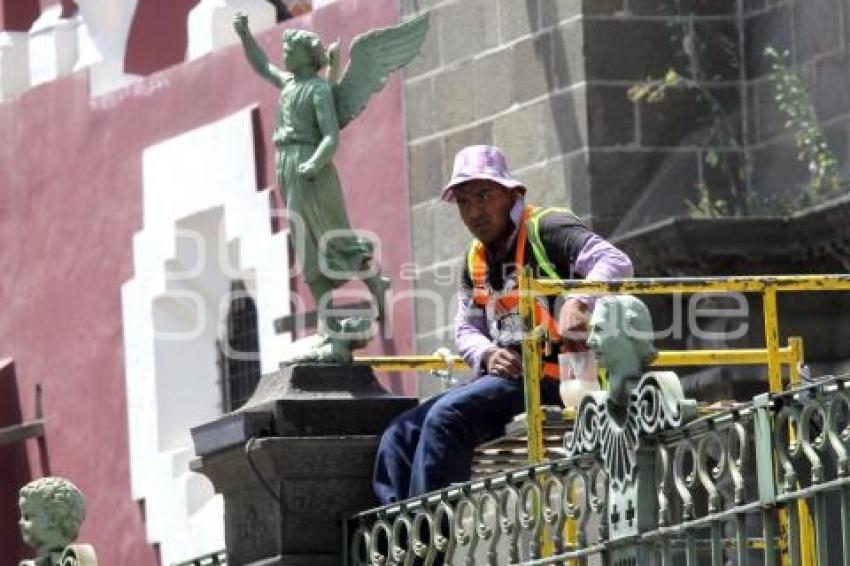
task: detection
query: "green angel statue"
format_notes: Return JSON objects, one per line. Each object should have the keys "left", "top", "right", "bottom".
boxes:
{"left": 233, "top": 12, "right": 429, "bottom": 335}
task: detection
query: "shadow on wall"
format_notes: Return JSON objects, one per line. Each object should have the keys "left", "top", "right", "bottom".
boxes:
{"left": 0, "top": 360, "right": 49, "bottom": 563}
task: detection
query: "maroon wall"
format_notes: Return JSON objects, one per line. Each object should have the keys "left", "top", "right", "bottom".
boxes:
{"left": 0, "top": 0, "right": 413, "bottom": 562}
{"left": 124, "top": 0, "right": 199, "bottom": 76}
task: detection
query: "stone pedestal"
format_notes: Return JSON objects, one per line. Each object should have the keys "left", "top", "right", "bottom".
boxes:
{"left": 190, "top": 364, "right": 417, "bottom": 565}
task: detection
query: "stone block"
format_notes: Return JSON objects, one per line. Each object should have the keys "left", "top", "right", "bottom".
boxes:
{"left": 587, "top": 150, "right": 700, "bottom": 235}
{"left": 405, "top": 77, "right": 435, "bottom": 141}
{"left": 410, "top": 199, "right": 470, "bottom": 267}
{"left": 492, "top": 98, "right": 551, "bottom": 169}
{"left": 749, "top": 140, "right": 809, "bottom": 211}
{"left": 412, "top": 260, "right": 462, "bottom": 333}
{"left": 794, "top": 0, "right": 842, "bottom": 64}
{"left": 514, "top": 156, "right": 571, "bottom": 207}
{"left": 744, "top": 5, "right": 792, "bottom": 79}
{"left": 440, "top": 121, "right": 495, "bottom": 179}
{"left": 578, "top": 0, "right": 624, "bottom": 16}
{"left": 474, "top": 46, "right": 513, "bottom": 118}
{"left": 499, "top": 0, "right": 539, "bottom": 42}
{"left": 815, "top": 53, "right": 850, "bottom": 123}
{"left": 547, "top": 87, "right": 589, "bottom": 155}
{"left": 566, "top": 150, "right": 592, "bottom": 216}
{"left": 552, "top": 18, "right": 585, "bottom": 88}
{"left": 629, "top": 0, "right": 737, "bottom": 15}
{"left": 540, "top": 0, "right": 582, "bottom": 26}
{"left": 439, "top": 0, "right": 498, "bottom": 65}
{"left": 752, "top": 75, "right": 789, "bottom": 142}
{"left": 743, "top": 0, "right": 766, "bottom": 14}
{"left": 692, "top": 20, "right": 741, "bottom": 82}
{"left": 584, "top": 18, "right": 690, "bottom": 81}
{"left": 512, "top": 31, "right": 555, "bottom": 104}
{"left": 408, "top": 138, "right": 444, "bottom": 205}
{"left": 404, "top": 8, "right": 440, "bottom": 78}
{"left": 699, "top": 149, "right": 746, "bottom": 211}
{"left": 585, "top": 84, "right": 635, "bottom": 148}
{"left": 434, "top": 59, "right": 477, "bottom": 132}
{"left": 638, "top": 86, "right": 741, "bottom": 148}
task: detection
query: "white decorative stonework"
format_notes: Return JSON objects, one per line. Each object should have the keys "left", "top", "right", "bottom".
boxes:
{"left": 121, "top": 107, "right": 291, "bottom": 564}
{"left": 187, "top": 0, "right": 275, "bottom": 61}
{"left": 0, "top": 31, "right": 30, "bottom": 101}
{"left": 566, "top": 371, "right": 697, "bottom": 490}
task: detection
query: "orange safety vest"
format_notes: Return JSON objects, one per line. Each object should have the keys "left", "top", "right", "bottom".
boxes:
{"left": 467, "top": 206, "right": 563, "bottom": 379}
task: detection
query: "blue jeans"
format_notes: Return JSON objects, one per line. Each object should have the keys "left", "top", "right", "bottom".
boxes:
{"left": 373, "top": 375, "right": 562, "bottom": 504}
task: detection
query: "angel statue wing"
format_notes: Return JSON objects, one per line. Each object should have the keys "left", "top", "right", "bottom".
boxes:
{"left": 332, "top": 12, "right": 430, "bottom": 129}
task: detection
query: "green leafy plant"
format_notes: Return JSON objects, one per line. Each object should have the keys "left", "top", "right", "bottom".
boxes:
{"left": 628, "top": 69, "right": 746, "bottom": 218}
{"left": 765, "top": 46, "right": 842, "bottom": 206}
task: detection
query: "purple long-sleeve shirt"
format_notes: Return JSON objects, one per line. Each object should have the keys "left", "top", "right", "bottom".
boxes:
{"left": 455, "top": 205, "right": 634, "bottom": 376}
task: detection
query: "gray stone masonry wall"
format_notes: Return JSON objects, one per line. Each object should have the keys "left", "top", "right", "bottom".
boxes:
{"left": 399, "top": 0, "right": 850, "bottom": 397}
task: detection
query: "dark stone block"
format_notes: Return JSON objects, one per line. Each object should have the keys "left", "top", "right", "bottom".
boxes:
{"left": 193, "top": 436, "right": 384, "bottom": 564}
{"left": 794, "top": 0, "right": 842, "bottom": 64}
{"left": 639, "top": 86, "right": 741, "bottom": 148}
{"left": 692, "top": 20, "right": 742, "bottom": 82}
{"left": 192, "top": 411, "right": 274, "bottom": 457}
{"left": 815, "top": 53, "right": 850, "bottom": 123}
{"left": 699, "top": 149, "right": 747, "bottom": 212}
{"left": 244, "top": 364, "right": 418, "bottom": 437}
{"left": 547, "top": 87, "right": 589, "bottom": 155}
{"left": 744, "top": 6, "right": 793, "bottom": 79}
{"left": 587, "top": 150, "right": 700, "bottom": 236}
{"left": 629, "top": 0, "right": 737, "bottom": 15}
{"left": 565, "top": 150, "right": 592, "bottom": 216}
{"left": 749, "top": 139, "right": 809, "bottom": 211}
{"left": 579, "top": 0, "right": 624, "bottom": 16}
{"left": 743, "top": 0, "right": 766, "bottom": 14}
{"left": 585, "top": 19, "right": 690, "bottom": 81}
{"left": 586, "top": 84, "right": 635, "bottom": 147}
{"left": 552, "top": 18, "right": 585, "bottom": 88}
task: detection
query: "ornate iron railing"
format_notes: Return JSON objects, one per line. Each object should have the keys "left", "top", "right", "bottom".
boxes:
{"left": 347, "top": 274, "right": 850, "bottom": 565}
{"left": 346, "top": 372, "right": 850, "bottom": 565}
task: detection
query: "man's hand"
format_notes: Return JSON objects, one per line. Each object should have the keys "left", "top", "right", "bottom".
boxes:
{"left": 559, "top": 298, "right": 590, "bottom": 352}
{"left": 298, "top": 161, "right": 318, "bottom": 180}
{"left": 484, "top": 347, "right": 522, "bottom": 379}
{"left": 233, "top": 12, "right": 249, "bottom": 35}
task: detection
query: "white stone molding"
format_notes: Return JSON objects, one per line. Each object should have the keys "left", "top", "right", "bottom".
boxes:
{"left": 187, "top": 0, "right": 276, "bottom": 61}
{"left": 0, "top": 31, "right": 30, "bottom": 101}
{"left": 122, "top": 107, "right": 290, "bottom": 564}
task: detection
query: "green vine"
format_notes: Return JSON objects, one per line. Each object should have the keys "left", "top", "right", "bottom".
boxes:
{"left": 765, "top": 46, "right": 842, "bottom": 206}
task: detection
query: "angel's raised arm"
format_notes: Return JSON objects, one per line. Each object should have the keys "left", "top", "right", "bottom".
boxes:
{"left": 233, "top": 13, "right": 287, "bottom": 89}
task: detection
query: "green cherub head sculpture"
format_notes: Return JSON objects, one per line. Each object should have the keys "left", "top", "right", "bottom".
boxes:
{"left": 19, "top": 477, "right": 86, "bottom": 560}
{"left": 282, "top": 28, "right": 328, "bottom": 72}
{"left": 586, "top": 295, "right": 657, "bottom": 410}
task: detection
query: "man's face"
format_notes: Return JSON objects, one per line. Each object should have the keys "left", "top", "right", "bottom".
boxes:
{"left": 453, "top": 180, "right": 517, "bottom": 244}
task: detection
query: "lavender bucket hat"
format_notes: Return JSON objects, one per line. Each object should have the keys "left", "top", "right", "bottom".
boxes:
{"left": 440, "top": 145, "right": 526, "bottom": 202}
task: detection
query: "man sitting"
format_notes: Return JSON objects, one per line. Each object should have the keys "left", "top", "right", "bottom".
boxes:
{"left": 372, "top": 145, "right": 633, "bottom": 504}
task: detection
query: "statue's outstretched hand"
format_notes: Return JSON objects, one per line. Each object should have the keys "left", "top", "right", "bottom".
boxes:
{"left": 233, "top": 12, "right": 249, "bottom": 35}
{"left": 298, "top": 161, "right": 318, "bottom": 180}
